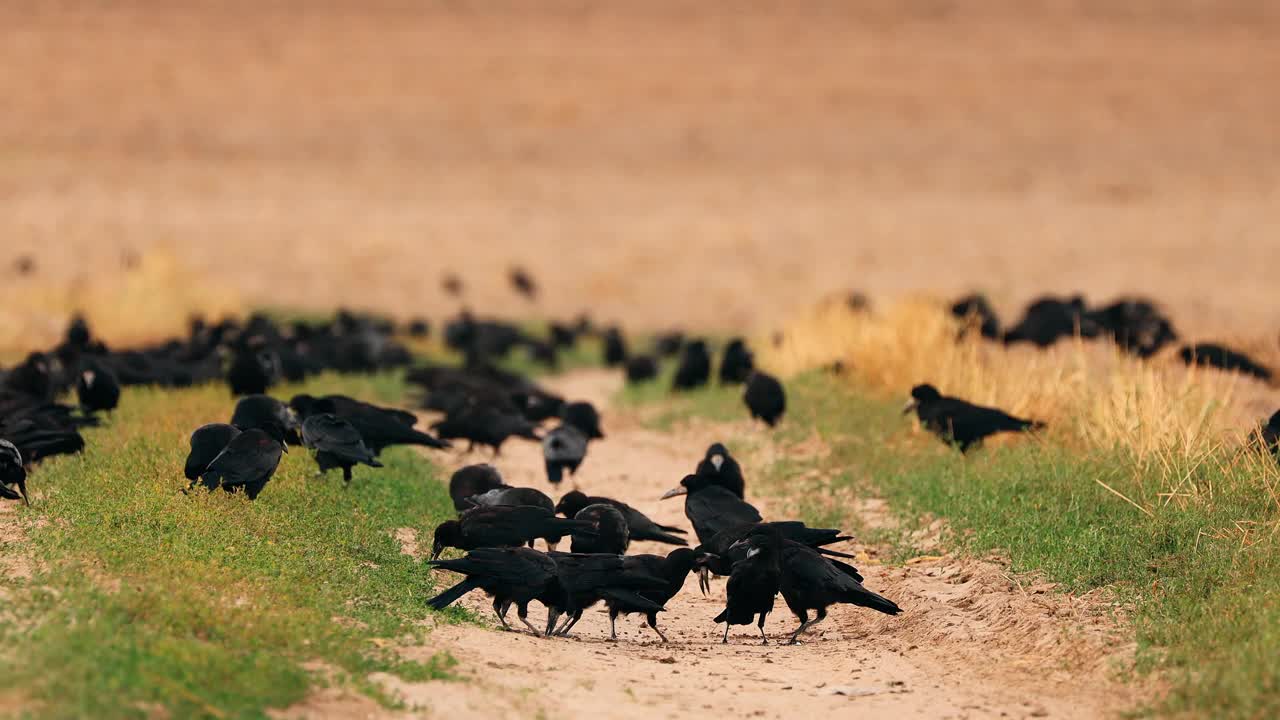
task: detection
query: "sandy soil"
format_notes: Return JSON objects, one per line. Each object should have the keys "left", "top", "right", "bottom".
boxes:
{"left": 3, "top": 1, "right": 1280, "bottom": 342}
{"left": 290, "top": 368, "right": 1143, "bottom": 719}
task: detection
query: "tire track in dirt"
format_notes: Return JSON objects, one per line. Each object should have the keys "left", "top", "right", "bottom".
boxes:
{"left": 294, "top": 369, "right": 1144, "bottom": 719}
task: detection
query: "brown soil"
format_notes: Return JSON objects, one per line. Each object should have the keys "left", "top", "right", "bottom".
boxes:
{"left": 290, "top": 369, "right": 1143, "bottom": 719}
{"left": 4, "top": 1, "right": 1280, "bottom": 344}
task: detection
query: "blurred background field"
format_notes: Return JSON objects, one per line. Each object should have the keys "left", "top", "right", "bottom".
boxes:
{"left": 3, "top": 0, "right": 1279, "bottom": 351}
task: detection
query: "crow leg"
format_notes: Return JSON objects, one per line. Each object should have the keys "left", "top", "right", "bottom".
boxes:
{"left": 492, "top": 598, "right": 512, "bottom": 631}
{"left": 517, "top": 604, "right": 541, "bottom": 635}
{"left": 556, "top": 610, "right": 583, "bottom": 637}
{"left": 342, "top": 466, "right": 353, "bottom": 485}
{"left": 609, "top": 610, "right": 619, "bottom": 641}
{"left": 544, "top": 609, "right": 561, "bottom": 637}
{"left": 787, "top": 609, "right": 813, "bottom": 645}
{"left": 698, "top": 567, "right": 710, "bottom": 595}
{"left": 757, "top": 613, "right": 769, "bottom": 645}
{"left": 722, "top": 620, "right": 731, "bottom": 644}
{"left": 647, "top": 613, "right": 669, "bottom": 643}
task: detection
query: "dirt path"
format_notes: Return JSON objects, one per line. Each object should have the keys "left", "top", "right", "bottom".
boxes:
{"left": 335, "top": 369, "right": 1142, "bottom": 719}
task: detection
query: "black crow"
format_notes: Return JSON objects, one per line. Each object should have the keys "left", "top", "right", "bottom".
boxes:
{"left": 743, "top": 372, "right": 786, "bottom": 427}
{"left": 719, "top": 338, "right": 754, "bottom": 384}
{"left": 231, "top": 394, "right": 301, "bottom": 445}
{"left": 3, "top": 353, "right": 53, "bottom": 400}
{"left": 226, "top": 346, "right": 274, "bottom": 396}
{"left": 548, "top": 322, "right": 578, "bottom": 349}
{"left": 951, "top": 293, "right": 1001, "bottom": 340}
{"left": 75, "top": 361, "right": 121, "bottom": 415}
{"left": 739, "top": 526, "right": 901, "bottom": 644}
{"left": 694, "top": 521, "right": 855, "bottom": 593}
{"left": 672, "top": 340, "right": 711, "bottom": 391}
{"left": 693, "top": 443, "right": 744, "bottom": 499}
{"left": 569, "top": 503, "right": 630, "bottom": 555}
{"left": 1087, "top": 298, "right": 1177, "bottom": 358}
{"left": 603, "top": 327, "right": 627, "bottom": 367}
{"left": 561, "top": 401, "right": 604, "bottom": 440}
{"left": 545, "top": 553, "right": 668, "bottom": 637}
{"left": 431, "top": 404, "right": 540, "bottom": 455}
{"left": 184, "top": 423, "right": 241, "bottom": 481}
{"left": 509, "top": 266, "right": 538, "bottom": 300}
{"left": 1250, "top": 410, "right": 1280, "bottom": 461}
{"left": 406, "top": 318, "right": 431, "bottom": 338}
{"left": 904, "top": 384, "right": 1045, "bottom": 453}
{"left": 193, "top": 424, "right": 287, "bottom": 500}
{"left": 542, "top": 423, "right": 588, "bottom": 486}
{"left": 661, "top": 474, "right": 763, "bottom": 545}
{"left": 556, "top": 490, "right": 687, "bottom": 546}
{"left": 449, "top": 464, "right": 509, "bottom": 511}
{"left": 301, "top": 413, "right": 382, "bottom": 484}
{"left": 624, "top": 355, "right": 659, "bottom": 384}
{"left": 653, "top": 332, "right": 684, "bottom": 357}
{"left": 1003, "top": 295, "right": 1098, "bottom": 347}
{"left": 603, "top": 548, "right": 699, "bottom": 642}
{"left": 291, "top": 393, "right": 449, "bottom": 454}
{"left": 714, "top": 536, "right": 778, "bottom": 644}
{"left": 427, "top": 546, "right": 558, "bottom": 635}
{"left": 0, "top": 439, "right": 29, "bottom": 505}
{"left": 462, "top": 486, "right": 555, "bottom": 514}
{"left": 1178, "top": 343, "right": 1272, "bottom": 382}
{"left": 431, "top": 505, "right": 596, "bottom": 559}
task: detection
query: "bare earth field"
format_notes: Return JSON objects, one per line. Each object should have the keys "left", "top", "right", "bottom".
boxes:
{"left": 2, "top": 0, "right": 1279, "bottom": 343}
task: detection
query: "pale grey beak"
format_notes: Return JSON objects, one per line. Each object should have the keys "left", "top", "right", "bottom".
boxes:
{"left": 660, "top": 486, "right": 687, "bottom": 500}
{"left": 902, "top": 399, "right": 918, "bottom": 415}
{"left": 710, "top": 454, "right": 724, "bottom": 471}
{"left": 745, "top": 547, "right": 761, "bottom": 559}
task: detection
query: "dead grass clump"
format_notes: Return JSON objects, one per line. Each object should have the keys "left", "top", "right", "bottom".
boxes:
{"left": 0, "top": 248, "right": 243, "bottom": 354}
{"left": 758, "top": 294, "right": 1252, "bottom": 464}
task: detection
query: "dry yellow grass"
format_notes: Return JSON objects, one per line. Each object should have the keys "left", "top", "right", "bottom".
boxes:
{"left": 0, "top": 249, "right": 242, "bottom": 355}
{"left": 759, "top": 295, "right": 1266, "bottom": 464}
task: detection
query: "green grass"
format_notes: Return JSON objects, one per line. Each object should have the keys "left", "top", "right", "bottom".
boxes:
{"left": 0, "top": 371, "right": 458, "bottom": 719}
{"left": 621, "top": 370, "right": 1280, "bottom": 718}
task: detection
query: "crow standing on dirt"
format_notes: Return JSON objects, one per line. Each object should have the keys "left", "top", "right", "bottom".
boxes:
{"left": 903, "top": 384, "right": 1045, "bottom": 453}
{"left": 738, "top": 525, "right": 901, "bottom": 644}
{"left": 75, "top": 360, "right": 120, "bottom": 415}
{"left": 542, "top": 422, "right": 588, "bottom": 486}
{"left": 743, "top": 372, "right": 786, "bottom": 427}
{"left": 300, "top": 413, "right": 382, "bottom": 484}
{"left": 556, "top": 490, "right": 687, "bottom": 546}
{"left": 231, "top": 394, "right": 301, "bottom": 445}
{"left": 431, "top": 505, "right": 596, "bottom": 558}
{"left": 509, "top": 266, "right": 538, "bottom": 301}
{"left": 432, "top": 404, "right": 540, "bottom": 455}
{"left": 1178, "top": 343, "right": 1273, "bottom": 382}
{"left": 463, "top": 485, "right": 556, "bottom": 513}
{"left": 694, "top": 521, "right": 854, "bottom": 593}
{"left": 604, "top": 548, "right": 700, "bottom": 642}
{"left": 0, "top": 439, "right": 29, "bottom": 505}
{"left": 672, "top": 340, "right": 711, "bottom": 391}
{"left": 290, "top": 393, "right": 449, "bottom": 454}
{"left": 569, "top": 503, "right": 630, "bottom": 555}
{"left": 448, "top": 464, "right": 509, "bottom": 511}
{"left": 545, "top": 553, "right": 668, "bottom": 638}
{"left": 184, "top": 423, "right": 242, "bottom": 481}
{"left": 719, "top": 339, "right": 755, "bottom": 384}
{"left": 715, "top": 534, "right": 778, "bottom": 644}
{"left": 603, "top": 327, "right": 627, "bottom": 367}
{"left": 694, "top": 443, "right": 745, "bottom": 499}
{"left": 661, "top": 473, "right": 763, "bottom": 545}
{"left": 561, "top": 401, "right": 605, "bottom": 440}
{"left": 191, "top": 424, "right": 288, "bottom": 500}
{"left": 427, "top": 546, "right": 558, "bottom": 635}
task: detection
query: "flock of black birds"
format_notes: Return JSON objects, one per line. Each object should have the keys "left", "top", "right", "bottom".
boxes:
{"left": 5, "top": 275, "right": 1280, "bottom": 648}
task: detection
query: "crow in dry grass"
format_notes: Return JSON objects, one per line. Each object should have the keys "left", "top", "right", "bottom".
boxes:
{"left": 738, "top": 525, "right": 900, "bottom": 644}
{"left": 449, "top": 464, "right": 509, "bottom": 511}
{"left": 904, "top": 384, "right": 1045, "bottom": 453}
{"left": 625, "top": 355, "right": 659, "bottom": 384}
{"left": 427, "top": 547, "right": 558, "bottom": 635}
{"left": 1250, "top": 410, "right": 1280, "bottom": 461}
{"left": 509, "top": 266, "right": 538, "bottom": 300}
{"left": 556, "top": 490, "right": 687, "bottom": 546}
{"left": 951, "top": 293, "right": 1001, "bottom": 340}
{"left": 672, "top": 340, "right": 711, "bottom": 391}
{"left": 569, "top": 503, "right": 630, "bottom": 554}
{"left": 431, "top": 505, "right": 596, "bottom": 558}
{"left": 661, "top": 474, "right": 762, "bottom": 544}
{"left": 301, "top": 413, "right": 382, "bottom": 485}
{"left": 1178, "top": 343, "right": 1272, "bottom": 382}
{"left": 76, "top": 360, "right": 120, "bottom": 415}
{"left": 192, "top": 424, "right": 287, "bottom": 500}
{"left": 1003, "top": 295, "right": 1097, "bottom": 347}
{"left": 744, "top": 372, "right": 785, "bottom": 427}
{"left": 1087, "top": 298, "right": 1177, "bottom": 358}
{"left": 184, "top": 423, "right": 241, "bottom": 481}
{"left": 694, "top": 443, "right": 744, "bottom": 499}
{"left": 719, "top": 339, "right": 754, "bottom": 384}
{"left": 0, "top": 439, "right": 29, "bottom": 505}
{"left": 603, "top": 327, "right": 627, "bottom": 367}
{"left": 604, "top": 548, "right": 700, "bottom": 641}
